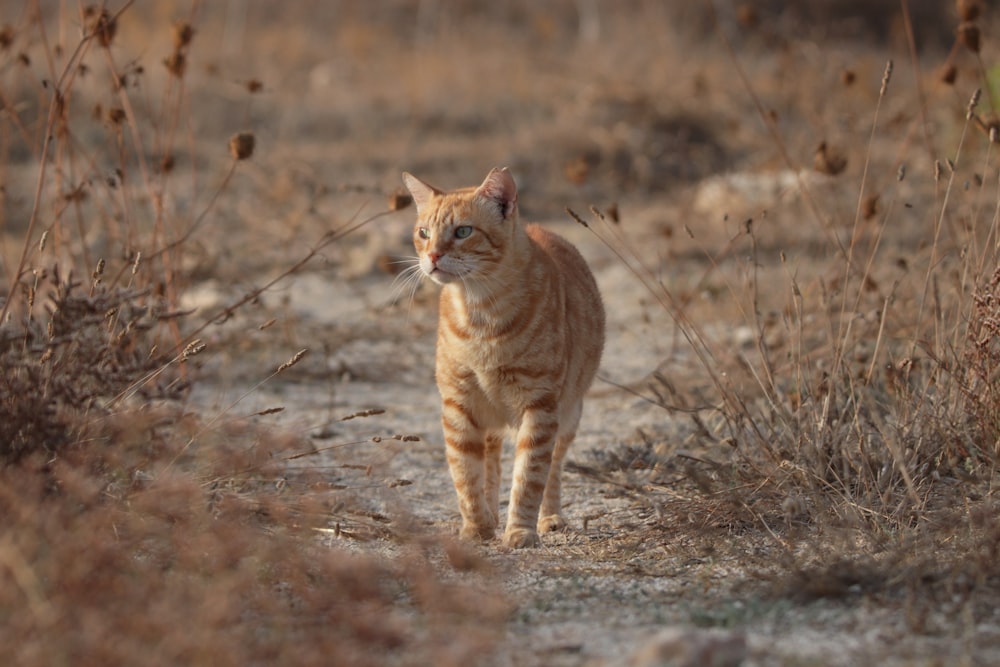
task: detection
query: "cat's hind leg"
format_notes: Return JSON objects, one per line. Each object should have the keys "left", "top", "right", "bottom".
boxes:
{"left": 537, "top": 430, "right": 574, "bottom": 533}
{"left": 504, "top": 399, "right": 559, "bottom": 548}
{"left": 484, "top": 431, "right": 503, "bottom": 529}
{"left": 538, "top": 401, "right": 581, "bottom": 533}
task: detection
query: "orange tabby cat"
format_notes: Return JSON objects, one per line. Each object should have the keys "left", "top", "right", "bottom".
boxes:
{"left": 402, "top": 167, "right": 605, "bottom": 548}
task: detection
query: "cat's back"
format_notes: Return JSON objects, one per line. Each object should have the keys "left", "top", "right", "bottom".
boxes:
{"left": 525, "top": 224, "right": 601, "bottom": 299}
{"left": 525, "top": 223, "right": 605, "bottom": 351}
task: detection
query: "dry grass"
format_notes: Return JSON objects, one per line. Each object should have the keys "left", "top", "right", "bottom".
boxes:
{"left": 0, "top": 4, "right": 504, "bottom": 665}
{"left": 565, "top": 0, "right": 1000, "bottom": 620}
{"left": 6, "top": 1, "right": 1000, "bottom": 664}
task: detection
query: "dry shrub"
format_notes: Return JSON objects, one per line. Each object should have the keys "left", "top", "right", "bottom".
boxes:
{"left": 0, "top": 234, "right": 503, "bottom": 666}
{"left": 0, "top": 267, "right": 178, "bottom": 461}
{"left": 568, "top": 0, "right": 1000, "bottom": 613}
{"left": 0, "top": 6, "right": 505, "bottom": 666}
{"left": 0, "top": 408, "right": 504, "bottom": 666}
{"left": 963, "top": 266, "right": 1000, "bottom": 450}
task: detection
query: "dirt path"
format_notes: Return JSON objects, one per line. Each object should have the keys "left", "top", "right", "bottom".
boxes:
{"left": 188, "top": 221, "right": 998, "bottom": 666}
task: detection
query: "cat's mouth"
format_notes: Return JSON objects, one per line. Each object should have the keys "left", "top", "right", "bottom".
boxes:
{"left": 427, "top": 266, "right": 459, "bottom": 284}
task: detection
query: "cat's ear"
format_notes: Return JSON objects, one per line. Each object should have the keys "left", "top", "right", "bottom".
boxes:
{"left": 402, "top": 172, "right": 439, "bottom": 213}
{"left": 475, "top": 167, "right": 518, "bottom": 220}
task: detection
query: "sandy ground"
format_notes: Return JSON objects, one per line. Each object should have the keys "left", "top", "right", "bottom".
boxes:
{"left": 185, "top": 212, "right": 1000, "bottom": 666}
{"left": 8, "top": 3, "right": 996, "bottom": 663}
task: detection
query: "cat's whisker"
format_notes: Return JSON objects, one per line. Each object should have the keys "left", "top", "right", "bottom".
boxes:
{"left": 388, "top": 258, "right": 423, "bottom": 301}
{"left": 389, "top": 272, "right": 420, "bottom": 302}
{"left": 386, "top": 259, "right": 428, "bottom": 323}
{"left": 400, "top": 268, "right": 423, "bottom": 296}
{"left": 387, "top": 256, "right": 422, "bottom": 270}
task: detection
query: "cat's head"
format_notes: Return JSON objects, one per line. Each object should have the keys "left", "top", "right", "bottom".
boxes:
{"left": 402, "top": 167, "right": 519, "bottom": 287}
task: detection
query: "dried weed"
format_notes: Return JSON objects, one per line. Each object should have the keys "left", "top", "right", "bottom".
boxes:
{"left": 0, "top": 6, "right": 504, "bottom": 666}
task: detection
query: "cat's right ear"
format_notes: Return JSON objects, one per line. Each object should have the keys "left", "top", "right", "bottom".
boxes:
{"left": 402, "top": 172, "right": 439, "bottom": 213}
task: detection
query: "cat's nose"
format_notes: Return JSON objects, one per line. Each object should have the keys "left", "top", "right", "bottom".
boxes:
{"left": 428, "top": 251, "right": 440, "bottom": 265}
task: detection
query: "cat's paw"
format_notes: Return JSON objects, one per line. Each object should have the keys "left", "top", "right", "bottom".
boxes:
{"left": 537, "top": 514, "right": 567, "bottom": 533}
{"left": 502, "top": 527, "right": 541, "bottom": 549}
{"left": 460, "top": 521, "right": 496, "bottom": 542}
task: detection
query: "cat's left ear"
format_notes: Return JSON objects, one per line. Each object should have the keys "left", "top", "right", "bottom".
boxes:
{"left": 475, "top": 167, "right": 518, "bottom": 220}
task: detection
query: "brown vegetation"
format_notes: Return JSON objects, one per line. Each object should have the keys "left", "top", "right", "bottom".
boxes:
{"left": 4, "top": 1, "right": 1000, "bottom": 665}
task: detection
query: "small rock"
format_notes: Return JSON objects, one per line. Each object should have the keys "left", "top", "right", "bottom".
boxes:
{"left": 692, "top": 169, "right": 821, "bottom": 220}
{"left": 624, "top": 626, "right": 747, "bottom": 667}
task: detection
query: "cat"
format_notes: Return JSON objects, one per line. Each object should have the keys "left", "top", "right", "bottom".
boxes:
{"left": 401, "top": 167, "right": 605, "bottom": 548}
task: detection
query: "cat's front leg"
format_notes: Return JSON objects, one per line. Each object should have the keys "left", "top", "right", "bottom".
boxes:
{"left": 503, "top": 400, "right": 559, "bottom": 548}
{"left": 442, "top": 399, "right": 496, "bottom": 541}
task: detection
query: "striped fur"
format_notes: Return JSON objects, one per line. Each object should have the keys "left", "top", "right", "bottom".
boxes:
{"left": 402, "top": 167, "right": 605, "bottom": 548}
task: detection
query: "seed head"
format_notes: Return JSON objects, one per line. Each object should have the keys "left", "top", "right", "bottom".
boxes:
{"left": 107, "top": 107, "right": 126, "bottom": 126}
{"left": 340, "top": 408, "right": 386, "bottom": 421}
{"left": 879, "top": 60, "right": 893, "bottom": 97}
{"left": 388, "top": 191, "right": 413, "bottom": 211}
{"left": 277, "top": 348, "right": 308, "bottom": 373}
{"left": 606, "top": 202, "right": 620, "bottom": 223}
{"left": 229, "top": 132, "right": 255, "bottom": 160}
{"left": 563, "top": 155, "right": 593, "bottom": 184}
{"left": 862, "top": 194, "right": 879, "bottom": 220}
{"left": 565, "top": 207, "right": 589, "bottom": 228}
{"left": 181, "top": 339, "right": 205, "bottom": 360}
{"left": 172, "top": 21, "right": 194, "bottom": 50}
{"left": 736, "top": 4, "right": 759, "bottom": 29}
{"left": 940, "top": 63, "right": 958, "bottom": 86}
{"left": 958, "top": 22, "right": 980, "bottom": 53}
{"left": 85, "top": 7, "right": 117, "bottom": 48}
{"left": 957, "top": 0, "right": 982, "bottom": 22}
{"left": 0, "top": 25, "right": 14, "bottom": 50}
{"left": 164, "top": 51, "right": 186, "bottom": 78}
{"left": 814, "top": 141, "right": 847, "bottom": 176}
{"left": 968, "top": 88, "right": 982, "bottom": 119}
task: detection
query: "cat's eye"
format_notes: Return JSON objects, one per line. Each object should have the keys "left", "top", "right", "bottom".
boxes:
{"left": 455, "top": 225, "right": 473, "bottom": 239}
{"left": 418, "top": 227, "right": 430, "bottom": 239}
